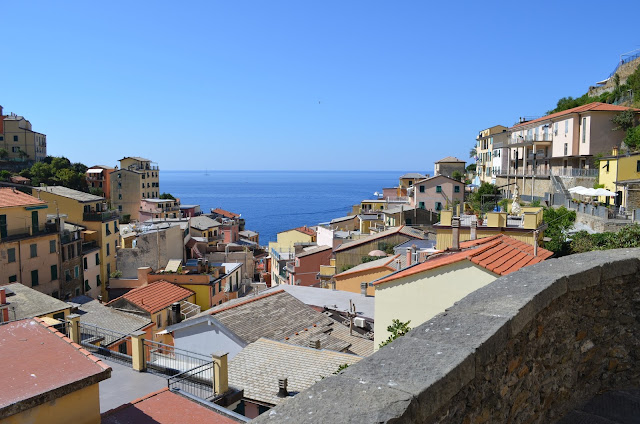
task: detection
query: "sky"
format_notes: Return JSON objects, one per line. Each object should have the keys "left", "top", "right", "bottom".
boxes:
{"left": 2, "top": 1, "right": 639, "bottom": 171}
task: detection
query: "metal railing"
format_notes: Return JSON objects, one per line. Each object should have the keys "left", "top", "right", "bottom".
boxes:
{"left": 78, "top": 322, "right": 132, "bottom": 364}
{"left": 497, "top": 168, "right": 599, "bottom": 178}
{"left": 143, "top": 339, "right": 211, "bottom": 376}
{"left": 83, "top": 210, "right": 119, "bottom": 222}
{"left": 167, "top": 361, "right": 215, "bottom": 400}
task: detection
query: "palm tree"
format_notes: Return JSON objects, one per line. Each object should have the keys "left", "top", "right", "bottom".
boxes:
{"left": 469, "top": 147, "right": 477, "bottom": 159}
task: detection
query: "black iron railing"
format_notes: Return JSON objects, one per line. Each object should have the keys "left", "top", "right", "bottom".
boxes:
{"left": 167, "top": 362, "right": 215, "bottom": 400}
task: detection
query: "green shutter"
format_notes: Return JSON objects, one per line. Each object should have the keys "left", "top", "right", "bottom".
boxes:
{"left": 0, "top": 215, "right": 7, "bottom": 239}
{"left": 31, "top": 270, "right": 39, "bottom": 287}
{"left": 51, "top": 265, "right": 58, "bottom": 281}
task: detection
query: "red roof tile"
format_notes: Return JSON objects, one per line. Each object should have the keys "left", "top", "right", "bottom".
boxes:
{"left": 107, "top": 281, "right": 194, "bottom": 314}
{"left": 0, "top": 187, "right": 46, "bottom": 209}
{"left": 212, "top": 208, "right": 240, "bottom": 219}
{"left": 373, "top": 235, "right": 552, "bottom": 285}
{"left": 101, "top": 388, "right": 239, "bottom": 424}
{"left": 0, "top": 319, "right": 111, "bottom": 412}
{"left": 294, "top": 226, "right": 316, "bottom": 236}
{"left": 510, "top": 102, "right": 639, "bottom": 129}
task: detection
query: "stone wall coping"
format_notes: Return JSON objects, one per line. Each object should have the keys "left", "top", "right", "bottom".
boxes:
{"left": 252, "top": 248, "right": 640, "bottom": 423}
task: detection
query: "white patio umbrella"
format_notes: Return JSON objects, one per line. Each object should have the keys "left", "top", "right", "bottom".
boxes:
{"left": 580, "top": 188, "right": 599, "bottom": 196}
{"left": 568, "top": 186, "right": 586, "bottom": 193}
{"left": 593, "top": 188, "right": 617, "bottom": 197}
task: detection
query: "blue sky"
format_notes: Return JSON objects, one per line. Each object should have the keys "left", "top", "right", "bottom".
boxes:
{"left": 2, "top": 1, "right": 639, "bottom": 171}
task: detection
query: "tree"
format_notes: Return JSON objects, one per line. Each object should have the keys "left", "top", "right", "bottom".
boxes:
{"left": 470, "top": 182, "right": 500, "bottom": 213}
{"left": 451, "top": 170, "right": 463, "bottom": 182}
{"left": 541, "top": 206, "right": 576, "bottom": 256}
{"left": 570, "top": 224, "right": 640, "bottom": 253}
{"left": 28, "top": 162, "right": 54, "bottom": 186}
{"left": 611, "top": 109, "right": 636, "bottom": 132}
{"left": 51, "top": 156, "right": 71, "bottom": 172}
{"left": 469, "top": 147, "right": 477, "bottom": 159}
{"left": 89, "top": 187, "right": 104, "bottom": 196}
{"left": 0, "top": 148, "right": 8, "bottom": 160}
{"left": 379, "top": 319, "right": 411, "bottom": 348}
{"left": 465, "top": 164, "right": 476, "bottom": 173}
{"left": 0, "top": 170, "right": 11, "bottom": 181}
{"left": 159, "top": 192, "right": 175, "bottom": 199}
{"left": 623, "top": 126, "right": 640, "bottom": 151}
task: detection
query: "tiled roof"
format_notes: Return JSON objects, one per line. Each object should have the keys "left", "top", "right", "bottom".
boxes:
{"left": 68, "top": 296, "right": 151, "bottom": 340}
{"left": 414, "top": 174, "right": 466, "bottom": 186}
{"left": 1, "top": 283, "right": 69, "bottom": 320}
{"left": 330, "top": 215, "right": 356, "bottom": 224}
{"left": 334, "top": 226, "right": 426, "bottom": 253}
{"left": 293, "top": 226, "right": 316, "bottom": 236}
{"left": 238, "top": 230, "right": 258, "bottom": 237}
{"left": 35, "top": 186, "right": 105, "bottom": 202}
{"left": 436, "top": 156, "right": 465, "bottom": 163}
{"left": 510, "top": 102, "right": 640, "bottom": 129}
{"left": 400, "top": 173, "right": 426, "bottom": 179}
{"left": 101, "top": 388, "right": 242, "bottom": 424}
{"left": 120, "top": 156, "right": 151, "bottom": 162}
{"left": 205, "top": 290, "right": 333, "bottom": 344}
{"left": 107, "top": 281, "right": 194, "bottom": 314}
{"left": 296, "top": 245, "right": 332, "bottom": 258}
{"left": 211, "top": 208, "right": 240, "bottom": 219}
{"left": 0, "top": 318, "right": 111, "bottom": 415}
{"left": 229, "top": 338, "right": 361, "bottom": 406}
{"left": 190, "top": 215, "right": 222, "bottom": 230}
{"left": 373, "top": 235, "right": 552, "bottom": 285}
{"left": 0, "top": 188, "right": 45, "bottom": 209}
{"left": 334, "top": 255, "right": 399, "bottom": 278}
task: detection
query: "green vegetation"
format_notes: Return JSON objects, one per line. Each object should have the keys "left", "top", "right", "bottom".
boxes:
{"left": 570, "top": 224, "right": 640, "bottom": 254}
{"left": 623, "top": 125, "right": 640, "bottom": 150}
{"left": 465, "top": 164, "right": 476, "bottom": 173}
{"left": 334, "top": 363, "right": 350, "bottom": 374}
{"left": 159, "top": 192, "right": 176, "bottom": 199}
{"left": 109, "top": 270, "right": 123, "bottom": 279}
{"left": 0, "top": 170, "right": 11, "bottom": 181}
{"left": 340, "top": 264, "right": 354, "bottom": 272}
{"left": 379, "top": 319, "right": 411, "bottom": 348}
{"left": 541, "top": 206, "right": 576, "bottom": 256}
{"left": 361, "top": 256, "right": 379, "bottom": 264}
{"left": 451, "top": 170, "right": 464, "bottom": 182}
{"left": 469, "top": 147, "right": 477, "bottom": 159}
{"left": 470, "top": 182, "right": 500, "bottom": 213}
{"left": 0, "top": 148, "right": 8, "bottom": 160}
{"left": 16, "top": 156, "right": 88, "bottom": 191}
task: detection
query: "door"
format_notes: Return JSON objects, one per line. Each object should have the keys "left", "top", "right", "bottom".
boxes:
{"left": 31, "top": 211, "right": 39, "bottom": 233}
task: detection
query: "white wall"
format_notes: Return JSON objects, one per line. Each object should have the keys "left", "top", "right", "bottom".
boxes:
{"left": 173, "top": 320, "right": 246, "bottom": 359}
{"left": 316, "top": 226, "right": 334, "bottom": 248}
{"left": 373, "top": 260, "right": 497, "bottom": 349}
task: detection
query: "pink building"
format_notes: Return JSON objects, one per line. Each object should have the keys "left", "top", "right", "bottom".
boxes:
{"left": 139, "top": 198, "right": 181, "bottom": 221}
{"left": 411, "top": 175, "right": 465, "bottom": 212}
{"left": 286, "top": 245, "right": 333, "bottom": 287}
{"left": 220, "top": 220, "right": 239, "bottom": 244}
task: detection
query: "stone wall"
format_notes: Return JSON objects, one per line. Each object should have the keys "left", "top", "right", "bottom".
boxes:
{"left": 253, "top": 249, "right": 640, "bottom": 423}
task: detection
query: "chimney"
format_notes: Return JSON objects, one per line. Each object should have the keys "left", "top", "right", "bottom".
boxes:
{"left": 405, "top": 247, "right": 412, "bottom": 266}
{"left": 309, "top": 338, "right": 321, "bottom": 349}
{"left": 470, "top": 220, "right": 477, "bottom": 241}
{"left": 171, "top": 302, "right": 182, "bottom": 324}
{"left": 0, "top": 288, "right": 8, "bottom": 323}
{"left": 277, "top": 378, "right": 289, "bottom": 398}
{"left": 612, "top": 146, "right": 619, "bottom": 156}
{"left": 360, "top": 282, "right": 368, "bottom": 296}
{"left": 97, "top": 295, "right": 103, "bottom": 304}
{"left": 451, "top": 217, "right": 460, "bottom": 251}
{"left": 137, "top": 267, "right": 152, "bottom": 285}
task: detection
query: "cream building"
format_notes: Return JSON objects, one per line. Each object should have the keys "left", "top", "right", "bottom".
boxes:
{"left": 475, "top": 125, "right": 508, "bottom": 184}
{"left": 110, "top": 157, "right": 160, "bottom": 222}
{"left": 0, "top": 105, "right": 47, "bottom": 163}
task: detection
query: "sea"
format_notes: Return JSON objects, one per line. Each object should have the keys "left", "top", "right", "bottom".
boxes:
{"left": 160, "top": 170, "right": 413, "bottom": 244}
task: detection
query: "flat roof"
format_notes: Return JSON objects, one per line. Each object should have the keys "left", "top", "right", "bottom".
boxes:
{"left": 36, "top": 186, "right": 105, "bottom": 203}
{"left": 0, "top": 319, "right": 111, "bottom": 417}
{"left": 2, "top": 283, "right": 70, "bottom": 320}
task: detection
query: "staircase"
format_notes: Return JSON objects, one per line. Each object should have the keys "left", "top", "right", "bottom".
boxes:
{"left": 550, "top": 174, "right": 571, "bottom": 206}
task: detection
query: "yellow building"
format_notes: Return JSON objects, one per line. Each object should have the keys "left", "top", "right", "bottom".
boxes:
{"left": 434, "top": 208, "right": 545, "bottom": 250}
{"left": 0, "top": 188, "right": 61, "bottom": 296}
{"left": 268, "top": 226, "right": 316, "bottom": 285}
{"left": 110, "top": 157, "right": 160, "bottom": 222}
{"left": 333, "top": 255, "right": 400, "bottom": 296}
{"left": 372, "top": 235, "right": 553, "bottom": 349}
{"left": 0, "top": 106, "right": 47, "bottom": 163}
{"left": 0, "top": 318, "right": 111, "bottom": 424}
{"left": 398, "top": 173, "right": 427, "bottom": 189}
{"left": 598, "top": 149, "right": 640, "bottom": 208}
{"left": 35, "top": 186, "right": 120, "bottom": 300}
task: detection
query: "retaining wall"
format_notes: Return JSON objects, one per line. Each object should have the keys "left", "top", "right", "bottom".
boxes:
{"left": 253, "top": 249, "right": 640, "bottom": 423}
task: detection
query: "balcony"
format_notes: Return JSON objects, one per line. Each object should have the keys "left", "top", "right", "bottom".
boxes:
{"left": 82, "top": 241, "right": 98, "bottom": 252}
{"left": 83, "top": 210, "right": 119, "bottom": 222}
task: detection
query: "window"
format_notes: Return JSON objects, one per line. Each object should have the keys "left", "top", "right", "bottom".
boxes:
{"left": 0, "top": 214, "right": 6, "bottom": 239}
{"left": 106, "top": 223, "right": 111, "bottom": 235}
{"left": 13, "top": 135, "right": 18, "bottom": 141}
{"left": 554, "top": 122, "right": 558, "bottom": 135}
{"left": 564, "top": 143, "right": 568, "bottom": 156}
{"left": 118, "top": 194, "right": 122, "bottom": 200}
{"left": 0, "top": 136, "right": 3, "bottom": 141}
{"left": 97, "top": 275, "right": 101, "bottom": 286}
{"left": 9, "top": 275, "right": 17, "bottom": 283}
{"left": 118, "top": 173, "right": 121, "bottom": 178}
{"left": 637, "top": 160, "right": 640, "bottom": 173}
{"left": 31, "top": 270, "right": 39, "bottom": 286}
{"left": 118, "top": 205, "right": 122, "bottom": 212}
{"left": 419, "top": 201, "right": 425, "bottom": 209}
{"left": 156, "top": 313, "right": 162, "bottom": 328}
{"left": 74, "top": 266, "right": 80, "bottom": 278}
{"left": 84, "top": 257, "right": 88, "bottom": 270}
{"left": 7, "top": 248, "right": 15, "bottom": 263}
{"left": 114, "top": 222, "right": 119, "bottom": 233}
{"left": 75, "top": 288, "right": 80, "bottom": 296}
{"left": 50, "top": 240, "right": 56, "bottom": 253}
{"left": 95, "top": 253, "right": 100, "bottom": 265}
{"left": 142, "top": 183, "right": 145, "bottom": 188}
{"left": 454, "top": 186, "right": 460, "bottom": 193}
{"left": 107, "top": 263, "right": 111, "bottom": 278}
{"left": 565, "top": 120, "right": 569, "bottom": 134}
{"left": 65, "top": 270, "right": 71, "bottom": 281}
{"left": 51, "top": 265, "right": 58, "bottom": 280}
{"left": 85, "top": 280, "right": 90, "bottom": 292}
{"left": 419, "top": 185, "right": 425, "bottom": 193}
{"left": 582, "top": 118, "right": 587, "bottom": 143}
{"left": 218, "top": 280, "right": 222, "bottom": 293}
{"left": 118, "top": 343, "right": 128, "bottom": 355}
{"left": 436, "top": 186, "right": 442, "bottom": 193}
{"left": 30, "top": 244, "right": 37, "bottom": 258}
{"left": 106, "top": 243, "right": 110, "bottom": 256}
{"left": 435, "top": 202, "right": 442, "bottom": 211}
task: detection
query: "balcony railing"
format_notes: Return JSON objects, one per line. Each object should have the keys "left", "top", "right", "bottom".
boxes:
{"left": 497, "top": 168, "right": 598, "bottom": 178}
{"left": 83, "top": 210, "right": 119, "bottom": 222}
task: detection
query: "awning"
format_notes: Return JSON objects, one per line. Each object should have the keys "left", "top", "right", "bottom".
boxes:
{"left": 87, "top": 169, "right": 103, "bottom": 174}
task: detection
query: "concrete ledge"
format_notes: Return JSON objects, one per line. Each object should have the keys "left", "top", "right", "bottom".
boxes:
{"left": 253, "top": 248, "right": 640, "bottom": 423}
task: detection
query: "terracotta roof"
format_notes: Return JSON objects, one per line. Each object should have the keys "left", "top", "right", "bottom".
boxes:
{"left": 101, "top": 388, "right": 242, "bottom": 424}
{"left": 294, "top": 226, "right": 316, "bottom": 236}
{"left": 107, "top": 281, "right": 194, "bottom": 314}
{"left": 436, "top": 156, "right": 465, "bottom": 163}
{"left": 0, "top": 188, "right": 45, "bottom": 209}
{"left": 334, "top": 226, "right": 426, "bottom": 253}
{"left": 295, "top": 244, "right": 332, "bottom": 258}
{"left": 211, "top": 208, "right": 240, "bottom": 219}
{"left": 511, "top": 102, "right": 640, "bottom": 129}
{"left": 373, "top": 235, "right": 552, "bottom": 285}
{"left": 0, "top": 318, "right": 111, "bottom": 415}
